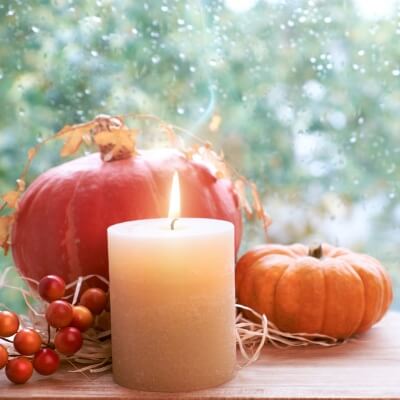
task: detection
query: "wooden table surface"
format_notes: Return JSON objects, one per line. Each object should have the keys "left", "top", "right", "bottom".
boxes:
{"left": 1, "top": 312, "right": 399, "bottom": 400}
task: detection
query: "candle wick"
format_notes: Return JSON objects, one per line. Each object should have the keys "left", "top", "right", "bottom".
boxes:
{"left": 170, "top": 218, "right": 178, "bottom": 230}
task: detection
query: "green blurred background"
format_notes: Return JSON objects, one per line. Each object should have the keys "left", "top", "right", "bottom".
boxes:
{"left": 0, "top": 0, "right": 398, "bottom": 311}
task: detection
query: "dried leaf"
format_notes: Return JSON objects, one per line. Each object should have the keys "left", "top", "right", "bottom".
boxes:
{"left": 250, "top": 182, "right": 272, "bottom": 229}
{"left": 195, "top": 145, "right": 228, "bottom": 179}
{"left": 94, "top": 128, "right": 136, "bottom": 161}
{"left": 215, "top": 170, "right": 225, "bottom": 179}
{"left": 93, "top": 114, "right": 123, "bottom": 132}
{"left": 27, "top": 147, "right": 37, "bottom": 161}
{"left": 209, "top": 114, "right": 222, "bottom": 133}
{"left": 161, "top": 124, "right": 179, "bottom": 147}
{"left": 16, "top": 179, "right": 26, "bottom": 192}
{"left": 0, "top": 215, "right": 13, "bottom": 253}
{"left": 2, "top": 191, "right": 20, "bottom": 209}
{"left": 60, "top": 128, "right": 87, "bottom": 157}
{"left": 183, "top": 148, "right": 195, "bottom": 161}
{"left": 82, "top": 133, "right": 92, "bottom": 146}
{"left": 234, "top": 179, "right": 253, "bottom": 219}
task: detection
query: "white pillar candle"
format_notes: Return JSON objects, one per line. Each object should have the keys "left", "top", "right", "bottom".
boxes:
{"left": 107, "top": 174, "right": 236, "bottom": 392}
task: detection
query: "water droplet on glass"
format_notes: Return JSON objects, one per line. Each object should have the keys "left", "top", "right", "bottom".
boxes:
{"left": 161, "top": 5, "right": 169, "bottom": 12}
{"left": 31, "top": 26, "right": 40, "bottom": 33}
{"left": 151, "top": 55, "right": 160, "bottom": 64}
{"left": 389, "top": 193, "right": 396, "bottom": 199}
{"left": 177, "top": 19, "right": 185, "bottom": 26}
{"left": 358, "top": 117, "right": 364, "bottom": 125}
{"left": 324, "top": 17, "right": 332, "bottom": 23}
{"left": 392, "top": 69, "right": 400, "bottom": 76}
{"left": 6, "top": 9, "right": 15, "bottom": 16}
{"left": 91, "top": 50, "right": 99, "bottom": 57}
{"left": 310, "top": 57, "right": 316, "bottom": 63}
{"left": 131, "top": 28, "right": 138, "bottom": 36}
{"left": 352, "top": 64, "right": 359, "bottom": 70}
{"left": 177, "top": 107, "right": 185, "bottom": 115}
{"left": 350, "top": 136, "right": 357, "bottom": 144}
{"left": 387, "top": 164, "right": 395, "bottom": 174}
{"left": 358, "top": 50, "right": 365, "bottom": 56}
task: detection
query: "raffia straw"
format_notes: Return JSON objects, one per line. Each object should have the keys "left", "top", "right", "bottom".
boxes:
{"left": 1, "top": 270, "right": 343, "bottom": 375}
{"left": 235, "top": 303, "right": 341, "bottom": 361}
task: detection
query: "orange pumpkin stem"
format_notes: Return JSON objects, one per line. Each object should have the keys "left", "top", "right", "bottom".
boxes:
{"left": 308, "top": 244, "right": 323, "bottom": 259}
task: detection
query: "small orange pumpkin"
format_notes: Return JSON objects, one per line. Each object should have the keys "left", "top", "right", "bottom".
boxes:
{"left": 236, "top": 243, "right": 393, "bottom": 339}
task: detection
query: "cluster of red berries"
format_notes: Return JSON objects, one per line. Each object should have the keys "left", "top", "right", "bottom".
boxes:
{"left": 0, "top": 275, "right": 108, "bottom": 384}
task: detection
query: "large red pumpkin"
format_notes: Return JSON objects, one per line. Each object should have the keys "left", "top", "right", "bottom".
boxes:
{"left": 11, "top": 148, "right": 242, "bottom": 284}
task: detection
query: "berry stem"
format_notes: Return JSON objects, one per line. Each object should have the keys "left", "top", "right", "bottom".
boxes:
{"left": 47, "top": 323, "right": 51, "bottom": 345}
{"left": 0, "top": 337, "right": 13, "bottom": 343}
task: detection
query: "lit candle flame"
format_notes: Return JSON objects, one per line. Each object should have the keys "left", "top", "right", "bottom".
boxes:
{"left": 168, "top": 172, "right": 180, "bottom": 219}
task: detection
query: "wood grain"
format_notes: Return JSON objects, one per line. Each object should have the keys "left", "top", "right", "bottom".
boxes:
{"left": 1, "top": 312, "right": 399, "bottom": 400}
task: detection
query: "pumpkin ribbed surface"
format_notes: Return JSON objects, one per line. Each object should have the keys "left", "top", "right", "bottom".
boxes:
{"left": 12, "top": 149, "right": 242, "bottom": 284}
{"left": 236, "top": 243, "right": 392, "bottom": 339}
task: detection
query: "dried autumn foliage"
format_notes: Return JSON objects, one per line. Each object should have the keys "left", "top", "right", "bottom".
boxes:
{"left": 94, "top": 129, "right": 137, "bottom": 161}
{"left": 2, "top": 191, "right": 20, "bottom": 209}
{"left": 0, "top": 113, "right": 271, "bottom": 254}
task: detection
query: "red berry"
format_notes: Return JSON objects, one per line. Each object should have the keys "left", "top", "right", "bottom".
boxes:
{"left": 0, "top": 311, "right": 20, "bottom": 337}
{"left": 46, "top": 300, "right": 73, "bottom": 328}
{"left": 71, "top": 305, "right": 94, "bottom": 332}
{"left": 80, "top": 288, "right": 107, "bottom": 315}
{"left": 0, "top": 344, "right": 8, "bottom": 369}
{"left": 13, "top": 328, "right": 42, "bottom": 356}
{"left": 5, "top": 357, "right": 33, "bottom": 384}
{"left": 38, "top": 275, "right": 66, "bottom": 302}
{"left": 54, "top": 327, "right": 82, "bottom": 356}
{"left": 33, "top": 348, "right": 60, "bottom": 375}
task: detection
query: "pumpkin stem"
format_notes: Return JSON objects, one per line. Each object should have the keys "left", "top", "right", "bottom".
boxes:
{"left": 308, "top": 244, "right": 323, "bottom": 259}
{"left": 92, "top": 115, "right": 136, "bottom": 162}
